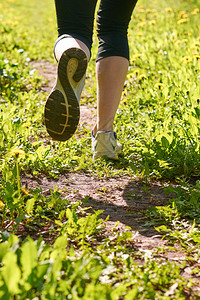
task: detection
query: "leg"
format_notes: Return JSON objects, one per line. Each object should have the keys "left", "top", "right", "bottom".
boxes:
{"left": 95, "top": 56, "right": 129, "bottom": 133}
{"left": 44, "top": 0, "right": 97, "bottom": 141}
{"left": 92, "top": 0, "right": 138, "bottom": 159}
{"left": 54, "top": 0, "right": 97, "bottom": 56}
{"left": 94, "top": 0, "right": 138, "bottom": 133}
{"left": 53, "top": 0, "right": 98, "bottom": 61}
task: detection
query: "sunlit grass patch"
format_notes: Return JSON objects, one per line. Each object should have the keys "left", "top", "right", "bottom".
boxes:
{"left": 118, "top": 0, "right": 200, "bottom": 180}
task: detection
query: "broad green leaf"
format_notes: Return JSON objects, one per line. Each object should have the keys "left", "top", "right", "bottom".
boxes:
{"left": 20, "top": 238, "right": 37, "bottom": 281}
{"left": 155, "top": 225, "right": 170, "bottom": 232}
{"left": 26, "top": 197, "right": 36, "bottom": 215}
{"left": 54, "top": 235, "right": 68, "bottom": 250}
{"left": 0, "top": 243, "right": 9, "bottom": 262}
{"left": 1, "top": 251, "right": 21, "bottom": 294}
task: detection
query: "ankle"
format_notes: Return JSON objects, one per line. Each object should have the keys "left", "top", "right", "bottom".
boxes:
{"left": 92, "top": 124, "right": 114, "bottom": 137}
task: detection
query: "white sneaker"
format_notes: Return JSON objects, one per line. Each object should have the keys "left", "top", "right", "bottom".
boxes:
{"left": 44, "top": 48, "right": 87, "bottom": 141}
{"left": 92, "top": 131, "right": 122, "bottom": 160}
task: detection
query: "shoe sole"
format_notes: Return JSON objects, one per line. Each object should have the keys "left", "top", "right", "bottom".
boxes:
{"left": 44, "top": 48, "right": 87, "bottom": 141}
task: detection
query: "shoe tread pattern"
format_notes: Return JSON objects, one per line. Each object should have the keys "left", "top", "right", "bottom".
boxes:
{"left": 44, "top": 48, "right": 87, "bottom": 141}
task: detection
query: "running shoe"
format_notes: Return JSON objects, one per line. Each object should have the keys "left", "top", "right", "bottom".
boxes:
{"left": 92, "top": 131, "right": 122, "bottom": 160}
{"left": 44, "top": 48, "right": 87, "bottom": 141}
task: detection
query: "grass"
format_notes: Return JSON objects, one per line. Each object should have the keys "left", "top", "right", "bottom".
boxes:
{"left": 0, "top": 0, "right": 200, "bottom": 298}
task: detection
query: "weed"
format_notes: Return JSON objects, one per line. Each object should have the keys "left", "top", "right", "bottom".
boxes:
{"left": 0, "top": 0, "right": 200, "bottom": 297}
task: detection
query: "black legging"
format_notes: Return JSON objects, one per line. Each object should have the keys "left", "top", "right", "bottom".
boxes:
{"left": 54, "top": 0, "right": 138, "bottom": 61}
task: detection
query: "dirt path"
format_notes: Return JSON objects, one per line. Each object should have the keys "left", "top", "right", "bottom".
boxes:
{"left": 27, "top": 61, "right": 199, "bottom": 288}
{"left": 27, "top": 60, "right": 180, "bottom": 250}
{"left": 29, "top": 60, "right": 171, "bottom": 245}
